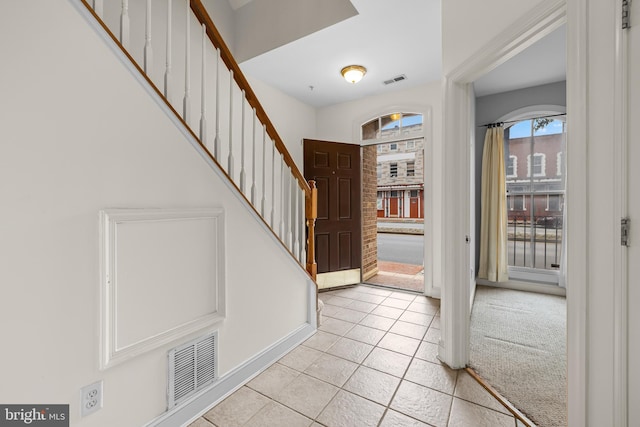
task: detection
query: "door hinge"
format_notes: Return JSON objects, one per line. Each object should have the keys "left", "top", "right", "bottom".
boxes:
{"left": 623, "top": 0, "right": 631, "bottom": 29}
{"left": 621, "top": 217, "right": 630, "bottom": 246}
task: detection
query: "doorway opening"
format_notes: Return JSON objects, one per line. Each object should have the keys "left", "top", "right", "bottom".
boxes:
{"left": 360, "top": 113, "right": 425, "bottom": 293}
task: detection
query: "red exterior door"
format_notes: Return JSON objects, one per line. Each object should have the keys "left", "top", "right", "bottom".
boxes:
{"left": 304, "top": 139, "right": 362, "bottom": 283}
{"left": 389, "top": 196, "right": 399, "bottom": 217}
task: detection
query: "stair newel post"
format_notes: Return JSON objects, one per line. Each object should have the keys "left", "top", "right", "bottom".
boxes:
{"left": 213, "top": 48, "right": 220, "bottom": 159}
{"left": 261, "top": 125, "right": 267, "bottom": 217}
{"left": 239, "top": 91, "right": 246, "bottom": 193}
{"left": 164, "top": 0, "right": 172, "bottom": 102}
{"left": 227, "top": 70, "right": 234, "bottom": 178}
{"left": 251, "top": 108, "right": 257, "bottom": 205}
{"left": 292, "top": 178, "right": 299, "bottom": 257}
{"left": 93, "top": 0, "right": 104, "bottom": 19}
{"left": 299, "top": 185, "right": 306, "bottom": 263}
{"left": 182, "top": 0, "right": 190, "bottom": 122}
{"left": 306, "top": 181, "right": 318, "bottom": 282}
{"left": 270, "top": 139, "right": 276, "bottom": 228}
{"left": 199, "top": 23, "right": 207, "bottom": 145}
{"left": 144, "top": 0, "right": 153, "bottom": 78}
{"left": 120, "top": 0, "right": 130, "bottom": 48}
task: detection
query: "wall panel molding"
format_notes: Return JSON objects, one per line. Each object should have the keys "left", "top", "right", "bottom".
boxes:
{"left": 99, "top": 208, "right": 225, "bottom": 370}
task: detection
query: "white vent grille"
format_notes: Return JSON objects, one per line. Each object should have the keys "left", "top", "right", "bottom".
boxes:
{"left": 168, "top": 332, "right": 217, "bottom": 408}
{"left": 383, "top": 74, "right": 407, "bottom": 85}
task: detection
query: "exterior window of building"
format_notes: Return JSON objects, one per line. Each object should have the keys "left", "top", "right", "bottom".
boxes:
{"left": 390, "top": 143, "right": 398, "bottom": 151}
{"left": 527, "top": 153, "right": 545, "bottom": 177}
{"left": 506, "top": 155, "right": 517, "bottom": 178}
{"left": 557, "top": 152, "right": 562, "bottom": 176}
{"left": 410, "top": 190, "right": 419, "bottom": 197}
{"left": 406, "top": 140, "right": 415, "bottom": 149}
{"left": 391, "top": 190, "right": 398, "bottom": 197}
{"left": 406, "top": 161, "right": 415, "bottom": 177}
{"left": 390, "top": 162, "right": 398, "bottom": 177}
{"left": 377, "top": 144, "right": 383, "bottom": 153}
{"left": 377, "top": 163, "right": 382, "bottom": 178}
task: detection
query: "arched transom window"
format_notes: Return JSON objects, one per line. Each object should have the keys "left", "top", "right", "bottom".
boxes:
{"left": 361, "top": 112, "right": 423, "bottom": 142}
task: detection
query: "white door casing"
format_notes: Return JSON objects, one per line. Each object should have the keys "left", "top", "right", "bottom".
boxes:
{"left": 625, "top": 0, "right": 639, "bottom": 421}
{"left": 439, "top": 0, "right": 566, "bottom": 370}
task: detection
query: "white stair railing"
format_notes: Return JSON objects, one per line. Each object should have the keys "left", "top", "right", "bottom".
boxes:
{"left": 81, "top": 0, "right": 316, "bottom": 279}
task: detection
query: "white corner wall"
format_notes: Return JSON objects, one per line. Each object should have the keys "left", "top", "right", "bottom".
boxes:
{"left": 0, "top": 2, "right": 310, "bottom": 426}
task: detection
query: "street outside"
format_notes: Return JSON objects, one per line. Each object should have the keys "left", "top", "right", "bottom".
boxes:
{"left": 377, "top": 233, "right": 424, "bottom": 265}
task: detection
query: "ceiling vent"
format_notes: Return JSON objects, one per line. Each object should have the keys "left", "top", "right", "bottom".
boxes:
{"left": 383, "top": 74, "right": 407, "bottom": 85}
{"left": 167, "top": 332, "right": 217, "bottom": 409}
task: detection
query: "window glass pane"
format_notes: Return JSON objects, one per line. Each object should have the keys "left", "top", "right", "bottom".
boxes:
{"left": 410, "top": 190, "right": 418, "bottom": 197}
{"left": 380, "top": 113, "right": 401, "bottom": 138}
{"left": 509, "top": 120, "right": 532, "bottom": 139}
{"left": 506, "top": 118, "right": 565, "bottom": 271}
{"left": 533, "top": 118, "right": 563, "bottom": 136}
{"left": 362, "top": 118, "right": 380, "bottom": 140}
{"left": 390, "top": 163, "right": 398, "bottom": 177}
{"left": 407, "top": 161, "right": 415, "bottom": 177}
{"left": 362, "top": 113, "right": 424, "bottom": 141}
{"left": 389, "top": 143, "right": 397, "bottom": 151}
{"left": 401, "top": 113, "right": 423, "bottom": 135}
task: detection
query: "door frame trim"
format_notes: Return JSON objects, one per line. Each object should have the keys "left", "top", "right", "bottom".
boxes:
{"left": 355, "top": 105, "right": 436, "bottom": 297}
{"left": 439, "top": 0, "right": 591, "bottom": 425}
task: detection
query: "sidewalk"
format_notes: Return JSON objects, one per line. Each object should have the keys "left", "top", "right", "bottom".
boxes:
{"left": 377, "top": 219, "right": 424, "bottom": 235}
{"left": 365, "top": 260, "right": 424, "bottom": 292}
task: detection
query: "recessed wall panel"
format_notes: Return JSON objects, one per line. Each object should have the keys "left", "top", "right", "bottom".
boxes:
{"left": 100, "top": 208, "right": 225, "bottom": 369}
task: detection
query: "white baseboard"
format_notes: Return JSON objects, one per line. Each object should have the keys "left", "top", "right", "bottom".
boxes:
{"left": 475, "top": 278, "right": 566, "bottom": 297}
{"left": 146, "top": 322, "right": 316, "bottom": 427}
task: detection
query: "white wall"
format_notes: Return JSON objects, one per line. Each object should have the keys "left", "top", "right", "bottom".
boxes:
{"left": 316, "top": 82, "right": 443, "bottom": 296}
{"left": 0, "top": 2, "right": 309, "bottom": 426}
{"left": 233, "top": 0, "right": 358, "bottom": 63}
{"left": 201, "top": 0, "right": 236, "bottom": 53}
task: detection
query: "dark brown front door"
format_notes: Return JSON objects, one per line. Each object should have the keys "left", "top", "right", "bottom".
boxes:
{"left": 304, "top": 139, "right": 361, "bottom": 287}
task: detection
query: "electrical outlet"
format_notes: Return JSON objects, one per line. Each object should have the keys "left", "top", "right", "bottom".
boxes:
{"left": 81, "top": 381, "right": 103, "bottom": 417}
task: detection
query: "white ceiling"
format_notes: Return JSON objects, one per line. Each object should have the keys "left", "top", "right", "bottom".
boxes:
{"left": 231, "top": 1, "right": 566, "bottom": 108}
{"left": 238, "top": 0, "right": 441, "bottom": 108}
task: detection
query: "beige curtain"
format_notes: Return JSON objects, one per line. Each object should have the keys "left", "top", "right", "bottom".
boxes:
{"left": 478, "top": 125, "right": 508, "bottom": 282}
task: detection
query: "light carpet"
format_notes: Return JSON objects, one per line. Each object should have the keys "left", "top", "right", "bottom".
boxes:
{"left": 469, "top": 286, "right": 566, "bottom": 427}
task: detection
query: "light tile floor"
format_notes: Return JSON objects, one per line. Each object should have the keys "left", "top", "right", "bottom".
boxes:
{"left": 189, "top": 284, "right": 522, "bottom": 427}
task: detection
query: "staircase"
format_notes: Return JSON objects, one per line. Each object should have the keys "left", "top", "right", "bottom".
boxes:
{"left": 79, "top": 0, "right": 318, "bottom": 285}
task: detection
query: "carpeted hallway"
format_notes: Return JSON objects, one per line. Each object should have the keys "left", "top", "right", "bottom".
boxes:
{"left": 469, "top": 286, "right": 566, "bottom": 427}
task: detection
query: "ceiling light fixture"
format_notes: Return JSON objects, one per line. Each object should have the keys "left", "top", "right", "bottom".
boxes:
{"left": 341, "top": 65, "right": 367, "bottom": 84}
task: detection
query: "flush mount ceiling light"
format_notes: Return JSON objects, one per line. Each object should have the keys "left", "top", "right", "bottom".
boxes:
{"left": 341, "top": 65, "right": 367, "bottom": 84}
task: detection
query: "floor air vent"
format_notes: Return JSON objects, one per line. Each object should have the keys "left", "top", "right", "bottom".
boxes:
{"left": 383, "top": 74, "right": 407, "bottom": 85}
{"left": 168, "top": 332, "right": 217, "bottom": 409}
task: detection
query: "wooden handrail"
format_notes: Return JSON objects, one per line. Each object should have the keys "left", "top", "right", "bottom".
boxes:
{"left": 189, "top": 0, "right": 310, "bottom": 196}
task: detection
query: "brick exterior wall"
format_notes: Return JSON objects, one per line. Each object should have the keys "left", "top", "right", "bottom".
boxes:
{"left": 362, "top": 145, "right": 378, "bottom": 280}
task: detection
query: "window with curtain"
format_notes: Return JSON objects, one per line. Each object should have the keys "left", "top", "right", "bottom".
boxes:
{"left": 505, "top": 118, "right": 565, "bottom": 272}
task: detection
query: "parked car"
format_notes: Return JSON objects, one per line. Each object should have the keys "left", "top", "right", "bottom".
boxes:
{"left": 536, "top": 216, "right": 562, "bottom": 228}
